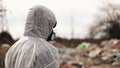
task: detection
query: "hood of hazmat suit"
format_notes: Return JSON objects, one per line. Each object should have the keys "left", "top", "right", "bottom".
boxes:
{"left": 5, "top": 5, "right": 60, "bottom": 68}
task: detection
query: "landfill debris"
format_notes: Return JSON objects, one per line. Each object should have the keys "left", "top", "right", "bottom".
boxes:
{"left": 54, "top": 39, "right": 120, "bottom": 68}
{"left": 88, "top": 48, "right": 102, "bottom": 58}
{"left": 114, "top": 53, "right": 120, "bottom": 62}
{"left": 77, "top": 43, "right": 85, "bottom": 50}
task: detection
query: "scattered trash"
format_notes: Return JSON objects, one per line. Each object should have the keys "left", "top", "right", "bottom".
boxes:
{"left": 77, "top": 43, "right": 85, "bottom": 50}
{"left": 56, "top": 39, "right": 120, "bottom": 68}
{"left": 88, "top": 48, "right": 102, "bottom": 58}
{"left": 114, "top": 53, "right": 120, "bottom": 62}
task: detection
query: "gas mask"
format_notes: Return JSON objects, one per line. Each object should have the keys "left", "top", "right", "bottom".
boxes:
{"left": 47, "top": 30, "right": 56, "bottom": 41}
{"left": 47, "top": 22, "right": 57, "bottom": 41}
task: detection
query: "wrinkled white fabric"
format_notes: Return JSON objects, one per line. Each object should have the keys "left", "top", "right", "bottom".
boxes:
{"left": 5, "top": 5, "right": 60, "bottom": 68}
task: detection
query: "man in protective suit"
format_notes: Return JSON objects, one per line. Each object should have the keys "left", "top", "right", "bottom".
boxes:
{"left": 5, "top": 5, "right": 60, "bottom": 68}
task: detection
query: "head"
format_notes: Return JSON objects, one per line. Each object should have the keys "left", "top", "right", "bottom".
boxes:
{"left": 24, "top": 5, "right": 57, "bottom": 40}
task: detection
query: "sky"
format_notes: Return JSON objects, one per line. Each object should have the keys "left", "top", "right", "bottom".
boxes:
{"left": 2, "top": 0, "right": 120, "bottom": 39}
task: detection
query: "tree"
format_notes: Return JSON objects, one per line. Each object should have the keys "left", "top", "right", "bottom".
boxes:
{"left": 89, "top": 3, "right": 120, "bottom": 39}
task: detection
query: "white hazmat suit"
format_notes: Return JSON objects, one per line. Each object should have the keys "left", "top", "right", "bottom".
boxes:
{"left": 5, "top": 5, "right": 60, "bottom": 68}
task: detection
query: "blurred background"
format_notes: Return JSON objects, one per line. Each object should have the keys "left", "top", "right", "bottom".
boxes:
{"left": 0, "top": 0, "right": 120, "bottom": 68}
